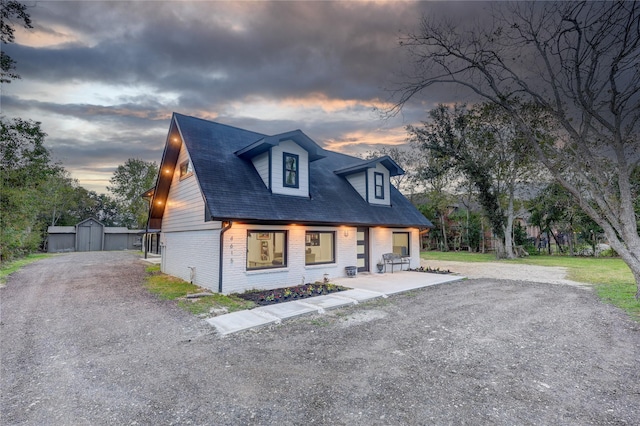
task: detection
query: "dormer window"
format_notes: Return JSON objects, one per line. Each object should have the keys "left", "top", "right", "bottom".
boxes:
{"left": 283, "top": 152, "right": 299, "bottom": 188}
{"left": 335, "top": 156, "right": 403, "bottom": 206}
{"left": 235, "top": 129, "right": 324, "bottom": 197}
{"left": 374, "top": 172, "right": 384, "bottom": 199}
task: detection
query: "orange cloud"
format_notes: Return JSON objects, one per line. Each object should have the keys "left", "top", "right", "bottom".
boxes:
{"left": 280, "top": 93, "right": 394, "bottom": 113}
{"left": 323, "top": 127, "right": 408, "bottom": 155}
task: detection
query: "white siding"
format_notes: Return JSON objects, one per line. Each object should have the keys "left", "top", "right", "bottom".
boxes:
{"left": 367, "top": 163, "right": 391, "bottom": 206}
{"left": 161, "top": 229, "right": 220, "bottom": 291}
{"left": 345, "top": 172, "right": 367, "bottom": 201}
{"left": 251, "top": 151, "right": 270, "bottom": 189}
{"left": 271, "top": 140, "right": 309, "bottom": 197}
{"left": 162, "top": 143, "right": 221, "bottom": 232}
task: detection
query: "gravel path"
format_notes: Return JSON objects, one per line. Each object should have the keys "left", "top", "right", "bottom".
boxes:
{"left": 1, "top": 251, "right": 639, "bottom": 425}
{"left": 420, "top": 259, "right": 589, "bottom": 287}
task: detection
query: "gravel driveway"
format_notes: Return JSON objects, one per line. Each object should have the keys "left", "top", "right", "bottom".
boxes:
{"left": 419, "top": 259, "right": 590, "bottom": 287}
{"left": 1, "top": 251, "right": 639, "bottom": 425}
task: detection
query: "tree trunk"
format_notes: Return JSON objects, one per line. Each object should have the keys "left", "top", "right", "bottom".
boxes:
{"left": 567, "top": 221, "right": 575, "bottom": 256}
{"left": 607, "top": 242, "right": 640, "bottom": 300}
{"left": 599, "top": 224, "right": 640, "bottom": 300}
{"left": 481, "top": 217, "right": 485, "bottom": 253}
{"left": 550, "top": 232, "right": 564, "bottom": 254}
{"left": 51, "top": 206, "right": 57, "bottom": 227}
{"left": 466, "top": 208, "right": 471, "bottom": 252}
{"left": 494, "top": 237, "right": 506, "bottom": 259}
{"left": 440, "top": 215, "right": 449, "bottom": 251}
{"left": 503, "top": 188, "right": 516, "bottom": 259}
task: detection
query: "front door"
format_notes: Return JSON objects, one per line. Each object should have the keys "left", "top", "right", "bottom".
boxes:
{"left": 356, "top": 227, "right": 369, "bottom": 272}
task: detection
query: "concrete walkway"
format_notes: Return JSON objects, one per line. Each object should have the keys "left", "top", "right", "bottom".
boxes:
{"left": 207, "top": 271, "right": 465, "bottom": 336}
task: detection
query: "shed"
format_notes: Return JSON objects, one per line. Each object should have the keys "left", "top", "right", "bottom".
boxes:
{"left": 47, "top": 218, "right": 142, "bottom": 253}
{"left": 76, "top": 218, "right": 104, "bottom": 251}
{"left": 104, "top": 227, "right": 142, "bottom": 251}
{"left": 46, "top": 226, "right": 76, "bottom": 253}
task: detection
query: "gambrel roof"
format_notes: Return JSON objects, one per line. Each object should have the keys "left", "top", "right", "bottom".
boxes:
{"left": 148, "top": 113, "right": 433, "bottom": 229}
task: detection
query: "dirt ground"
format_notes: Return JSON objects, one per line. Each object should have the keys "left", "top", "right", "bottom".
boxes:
{"left": 1, "top": 251, "right": 639, "bottom": 425}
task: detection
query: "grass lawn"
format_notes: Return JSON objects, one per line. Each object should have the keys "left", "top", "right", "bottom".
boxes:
{"left": 144, "top": 264, "right": 255, "bottom": 316}
{"left": 421, "top": 251, "right": 497, "bottom": 263}
{"left": 421, "top": 251, "right": 639, "bottom": 320}
{"left": 0, "top": 253, "right": 51, "bottom": 285}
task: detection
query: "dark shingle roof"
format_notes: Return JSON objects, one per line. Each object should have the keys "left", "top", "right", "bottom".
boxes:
{"left": 170, "top": 113, "right": 432, "bottom": 228}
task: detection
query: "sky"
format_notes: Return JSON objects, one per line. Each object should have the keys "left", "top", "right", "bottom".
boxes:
{"left": 2, "top": 0, "right": 488, "bottom": 194}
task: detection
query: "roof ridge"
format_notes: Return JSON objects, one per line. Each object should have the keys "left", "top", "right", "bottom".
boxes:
{"left": 172, "top": 112, "right": 267, "bottom": 137}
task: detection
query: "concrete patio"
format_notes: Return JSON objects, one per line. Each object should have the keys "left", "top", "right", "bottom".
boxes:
{"left": 207, "top": 270, "right": 465, "bottom": 335}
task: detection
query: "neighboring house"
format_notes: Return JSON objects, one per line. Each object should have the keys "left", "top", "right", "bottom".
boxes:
{"left": 514, "top": 210, "right": 541, "bottom": 240}
{"left": 146, "top": 113, "right": 433, "bottom": 294}
{"left": 47, "top": 218, "right": 142, "bottom": 252}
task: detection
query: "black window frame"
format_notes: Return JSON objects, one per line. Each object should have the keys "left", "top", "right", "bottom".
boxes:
{"left": 283, "top": 152, "right": 299, "bottom": 188}
{"left": 179, "top": 160, "right": 193, "bottom": 179}
{"left": 304, "top": 231, "right": 336, "bottom": 265}
{"left": 374, "top": 172, "right": 384, "bottom": 199}
{"left": 392, "top": 231, "right": 410, "bottom": 256}
{"left": 246, "top": 230, "right": 288, "bottom": 271}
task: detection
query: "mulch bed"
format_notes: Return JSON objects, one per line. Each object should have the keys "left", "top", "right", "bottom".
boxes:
{"left": 234, "top": 282, "right": 350, "bottom": 306}
{"left": 410, "top": 266, "right": 453, "bottom": 274}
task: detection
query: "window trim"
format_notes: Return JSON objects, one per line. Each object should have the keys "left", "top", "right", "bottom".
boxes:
{"left": 304, "top": 231, "right": 336, "bottom": 265}
{"left": 374, "top": 172, "right": 384, "bottom": 199}
{"left": 392, "top": 231, "right": 410, "bottom": 257}
{"left": 283, "top": 152, "right": 299, "bottom": 188}
{"left": 179, "top": 160, "right": 193, "bottom": 179}
{"left": 246, "top": 230, "right": 287, "bottom": 271}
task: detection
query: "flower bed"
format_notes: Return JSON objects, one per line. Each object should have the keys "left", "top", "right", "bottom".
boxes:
{"left": 410, "top": 266, "right": 453, "bottom": 274}
{"left": 234, "top": 282, "right": 350, "bottom": 306}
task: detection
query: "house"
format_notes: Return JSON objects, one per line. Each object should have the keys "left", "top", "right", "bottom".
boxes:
{"left": 47, "top": 218, "right": 142, "bottom": 253}
{"left": 146, "top": 113, "right": 433, "bottom": 294}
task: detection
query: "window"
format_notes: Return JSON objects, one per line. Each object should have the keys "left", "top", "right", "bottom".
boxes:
{"left": 305, "top": 231, "right": 335, "bottom": 265}
{"left": 374, "top": 172, "right": 384, "bottom": 199}
{"left": 246, "top": 231, "right": 287, "bottom": 270}
{"left": 180, "top": 160, "right": 193, "bottom": 178}
{"left": 392, "top": 232, "right": 410, "bottom": 256}
{"left": 283, "top": 153, "right": 299, "bottom": 188}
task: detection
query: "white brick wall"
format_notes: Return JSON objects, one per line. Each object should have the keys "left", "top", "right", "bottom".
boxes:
{"left": 369, "top": 227, "right": 391, "bottom": 267}
{"left": 219, "top": 224, "right": 357, "bottom": 294}
{"left": 160, "top": 225, "right": 421, "bottom": 294}
{"left": 369, "top": 227, "right": 420, "bottom": 270}
{"left": 162, "top": 229, "right": 220, "bottom": 291}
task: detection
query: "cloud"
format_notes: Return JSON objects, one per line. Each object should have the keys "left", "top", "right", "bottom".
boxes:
{"left": 3, "top": 0, "right": 492, "bottom": 193}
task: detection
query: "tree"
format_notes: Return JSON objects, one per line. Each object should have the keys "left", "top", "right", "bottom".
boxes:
{"left": 409, "top": 126, "right": 457, "bottom": 252}
{"left": 0, "top": 117, "right": 60, "bottom": 260}
{"left": 71, "top": 190, "right": 121, "bottom": 226}
{"left": 394, "top": 1, "right": 640, "bottom": 297}
{"left": 1, "top": 0, "right": 32, "bottom": 83}
{"left": 38, "top": 171, "right": 79, "bottom": 227}
{"left": 409, "top": 103, "right": 537, "bottom": 258}
{"left": 107, "top": 158, "right": 158, "bottom": 229}
{"left": 363, "top": 145, "right": 418, "bottom": 196}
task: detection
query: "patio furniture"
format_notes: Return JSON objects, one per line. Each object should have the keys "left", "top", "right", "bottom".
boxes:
{"left": 382, "top": 253, "right": 410, "bottom": 273}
